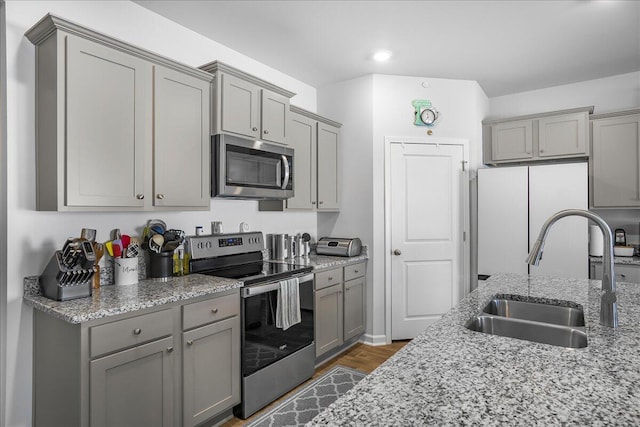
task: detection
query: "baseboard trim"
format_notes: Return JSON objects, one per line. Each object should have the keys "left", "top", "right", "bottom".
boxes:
{"left": 361, "top": 334, "right": 388, "bottom": 346}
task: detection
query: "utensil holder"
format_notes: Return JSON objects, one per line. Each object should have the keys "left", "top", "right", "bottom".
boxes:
{"left": 149, "top": 251, "right": 173, "bottom": 281}
{"left": 114, "top": 257, "right": 139, "bottom": 286}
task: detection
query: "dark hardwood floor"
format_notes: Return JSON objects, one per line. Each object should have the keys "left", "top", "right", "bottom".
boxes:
{"left": 222, "top": 341, "right": 410, "bottom": 426}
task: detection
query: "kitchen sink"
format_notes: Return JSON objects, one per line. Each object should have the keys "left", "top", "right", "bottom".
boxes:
{"left": 465, "top": 314, "right": 588, "bottom": 348}
{"left": 482, "top": 295, "right": 585, "bottom": 327}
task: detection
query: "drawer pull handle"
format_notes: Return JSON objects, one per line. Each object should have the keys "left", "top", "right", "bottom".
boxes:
{"left": 328, "top": 277, "right": 333, "bottom": 281}
{"left": 211, "top": 308, "right": 219, "bottom": 314}
{"left": 354, "top": 270, "right": 359, "bottom": 273}
{"left": 621, "top": 274, "right": 626, "bottom": 279}
{"left": 187, "top": 340, "right": 194, "bottom": 346}
{"left": 167, "top": 347, "right": 174, "bottom": 353}
{"left": 133, "top": 328, "right": 142, "bottom": 335}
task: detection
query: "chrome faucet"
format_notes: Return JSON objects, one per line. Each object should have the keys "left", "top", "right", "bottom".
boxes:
{"left": 526, "top": 209, "right": 618, "bottom": 328}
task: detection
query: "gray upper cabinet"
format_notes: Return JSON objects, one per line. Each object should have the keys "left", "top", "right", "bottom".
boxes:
{"left": 286, "top": 110, "right": 318, "bottom": 209}
{"left": 590, "top": 110, "right": 640, "bottom": 208}
{"left": 283, "top": 106, "right": 342, "bottom": 211}
{"left": 483, "top": 106, "right": 592, "bottom": 165}
{"left": 153, "top": 66, "right": 210, "bottom": 208}
{"left": 65, "top": 35, "right": 149, "bottom": 208}
{"left": 317, "top": 122, "right": 341, "bottom": 211}
{"left": 491, "top": 120, "right": 533, "bottom": 162}
{"left": 201, "top": 61, "right": 294, "bottom": 145}
{"left": 26, "top": 14, "right": 212, "bottom": 211}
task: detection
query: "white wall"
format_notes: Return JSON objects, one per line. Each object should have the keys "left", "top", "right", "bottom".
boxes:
{"left": 4, "top": 1, "right": 317, "bottom": 425}
{"left": 489, "top": 71, "right": 640, "bottom": 119}
{"left": 317, "top": 75, "right": 374, "bottom": 332}
{"left": 318, "top": 74, "right": 488, "bottom": 343}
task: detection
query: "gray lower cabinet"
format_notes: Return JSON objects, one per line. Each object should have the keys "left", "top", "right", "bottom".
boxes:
{"left": 315, "top": 262, "right": 366, "bottom": 359}
{"left": 32, "top": 290, "right": 240, "bottom": 427}
{"left": 590, "top": 110, "right": 640, "bottom": 208}
{"left": 26, "top": 14, "right": 212, "bottom": 211}
{"left": 591, "top": 262, "right": 640, "bottom": 284}
{"left": 90, "top": 337, "right": 175, "bottom": 427}
{"left": 315, "top": 283, "right": 344, "bottom": 357}
{"left": 201, "top": 61, "right": 294, "bottom": 145}
{"left": 483, "top": 106, "right": 592, "bottom": 165}
{"left": 182, "top": 294, "right": 240, "bottom": 427}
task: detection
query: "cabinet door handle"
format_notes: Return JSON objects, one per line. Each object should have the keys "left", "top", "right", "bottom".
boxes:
{"left": 393, "top": 249, "right": 402, "bottom": 256}
{"left": 311, "top": 201, "right": 316, "bottom": 205}
{"left": 187, "top": 340, "right": 194, "bottom": 346}
{"left": 211, "top": 308, "right": 219, "bottom": 314}
{"left": 133, "top": 328, "right": 142, "bottom": 335}
{"left": 263, "top": 130, "right": 269, "bottom": 135}
{"left": 136, "top": 194, "right": 144, "bottom": 200}
{"left": 620, "top": 274, "right": 626, "bottom": 279}
{"left": 252, "top": 127, "right": 258, "bottom": 132}
{"left": 319, "top": 201, "right": 324, "bottom": 205}
{"left": 167, "top": 347, "right": 174, "bottom": 353}
{"left": 156, "top": 194, "right": 165, "bottom": 200}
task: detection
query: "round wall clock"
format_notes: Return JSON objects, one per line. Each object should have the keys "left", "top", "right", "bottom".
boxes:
{"left": 419, "top": 107, "right": 438, "bottom": 126}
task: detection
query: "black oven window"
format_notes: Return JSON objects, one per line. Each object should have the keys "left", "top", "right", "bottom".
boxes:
{"left": 242, "top": 281, "right": 314, "bottom": 376}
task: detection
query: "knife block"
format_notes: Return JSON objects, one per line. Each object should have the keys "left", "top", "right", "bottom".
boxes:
{"left": 40, "top": 251, "right": 94, "bottom": 301}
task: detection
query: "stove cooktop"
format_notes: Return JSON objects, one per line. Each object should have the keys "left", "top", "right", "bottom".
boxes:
{"left": 199, "top": 261, "right": 313, "bottom": 286}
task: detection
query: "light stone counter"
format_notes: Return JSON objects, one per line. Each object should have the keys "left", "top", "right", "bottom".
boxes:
{"left": 311, "top": 273, "right": 640, "bottom": 426}
{"left": 23, "top": 274, "right": 242, "bottom": 324}
{"left": 590, "top": 255, "right": 640, "bottom": 266}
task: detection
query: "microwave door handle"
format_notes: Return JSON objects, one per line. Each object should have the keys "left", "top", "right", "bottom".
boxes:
{"left": 281, "top": 155, "right": 290, "bottom": 189}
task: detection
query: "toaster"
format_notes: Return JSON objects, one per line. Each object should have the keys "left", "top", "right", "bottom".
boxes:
{"left": 316, "top": 237, "right": 362, "bottom": 257}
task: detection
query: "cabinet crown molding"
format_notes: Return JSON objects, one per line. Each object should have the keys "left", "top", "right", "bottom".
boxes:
{"left": 25, "top": 13, "right": 213, "bottom": 82}
{"left": 290, "top": 105, "right": 342, "bottom": 128}
{"left": 590, "top": 108, "right": 640, "bottom": 121}
{"left": 483, "top": 106, "right": 594, "bottom": 125}
{"left": 199, "top": 60, "right": 296, "bottom": 99}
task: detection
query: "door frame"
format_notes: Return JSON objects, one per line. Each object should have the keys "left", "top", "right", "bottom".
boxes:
{"left": 384, "top": 136, "right": 470, "bottom": 344}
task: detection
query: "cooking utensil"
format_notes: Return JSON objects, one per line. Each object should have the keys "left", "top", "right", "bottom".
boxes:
{"left": 111, "top": 228, "right": 121, "bottom": 241}
{"left": 112, "top": 243, "right": 122, "bottom": 258}
{"left": 162, "top": 240, "right": 181, "bottom": 252}
{"left": 105, "top": 241, "right": 114, "bottom": 257}
{"left": 149, "top": 234, "right": 164, "bottom": 253}
{"left": 126, "top": 238, "right": 140, "bottom": 258}
{"left": 92, "top": 242, "right": 104, "bottom": 289}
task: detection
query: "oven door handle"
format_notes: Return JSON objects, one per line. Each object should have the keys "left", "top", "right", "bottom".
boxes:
{"left": 242, "top": 273, "right": 314, "bottom": 297}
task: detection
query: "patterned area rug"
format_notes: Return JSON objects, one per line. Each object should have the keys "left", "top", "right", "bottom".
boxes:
{"left": 245, "top": 366, "right": 366, "bottom": 427}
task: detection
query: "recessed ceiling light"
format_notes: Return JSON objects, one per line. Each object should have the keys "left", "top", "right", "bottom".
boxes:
{"left": 372, "top": 50, "right": 392, "bottom": 62}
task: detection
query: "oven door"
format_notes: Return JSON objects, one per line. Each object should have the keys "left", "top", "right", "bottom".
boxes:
{"left": 213, "top": 134, "right": 294, "bottom": 200}
{"left": 240, "top": 273, "right": 314, "bottom": 377}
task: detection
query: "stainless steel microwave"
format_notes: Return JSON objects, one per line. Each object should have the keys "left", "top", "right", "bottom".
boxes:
{"left": 212, "top": 134, "right": 294, "bottom": 200}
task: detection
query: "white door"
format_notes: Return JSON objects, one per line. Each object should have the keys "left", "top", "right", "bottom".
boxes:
{"left": 390, "top": 143, "right": 465, "bottom": 339}
{"left": 529, "top": 163, "right": 588, "bottom": 278}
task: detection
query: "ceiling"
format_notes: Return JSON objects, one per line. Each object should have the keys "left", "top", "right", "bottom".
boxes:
{"left": 134, "top": 0, "right": 640, "bottom": 97}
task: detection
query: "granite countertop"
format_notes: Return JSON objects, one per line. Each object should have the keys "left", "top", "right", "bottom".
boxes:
{"left": 311, "top": 273, "right": 640, "bottom": 425}
{"left": 23, "top": 274, "right": 242, "bottom": 324}
{"left": 590, "top": 255, "right": 640, "bottom": 266}
{"left": 23, "top": 250, "right": 368, "bottom": 324}
{"left": 296, "top": 251, "right": 368, "bottom": 272}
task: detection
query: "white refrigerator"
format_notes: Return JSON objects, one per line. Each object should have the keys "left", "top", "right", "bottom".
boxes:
{"left": 478, "top": 162, "right": 588, "bottom": 279}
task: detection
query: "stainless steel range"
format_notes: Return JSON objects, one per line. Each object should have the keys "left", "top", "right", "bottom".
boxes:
{"left": 187, "top": 231, "right": 315, "bottom": 419}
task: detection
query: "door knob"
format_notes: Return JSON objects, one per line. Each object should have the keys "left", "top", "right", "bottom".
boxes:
{"left": 393, "top": 249, "right": 402, "bottom": 256}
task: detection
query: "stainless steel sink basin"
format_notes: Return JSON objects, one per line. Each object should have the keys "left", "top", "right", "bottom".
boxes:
{"left": 466, "top": 314, "right": 588, "bottom": 348}
{"left": 482, "top": 296, "right": 585, "bottom": 327}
